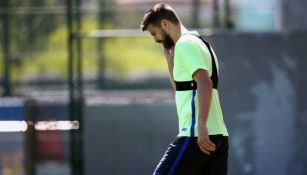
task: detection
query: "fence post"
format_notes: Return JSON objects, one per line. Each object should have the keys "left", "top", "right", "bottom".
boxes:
{"left": 192, "top": 0, "right": 200, "bottom": 28}
{"left": 66, "top": 0, "right": 84, "bottom": 175}
{"left": 213, "top": 0, "right": 220, "bottom": 28}
{"left": 1, "top": 0, "right": 12, "bottom": 96}
{"left": 25, "top": 99, "right": 38, "bottom": 175}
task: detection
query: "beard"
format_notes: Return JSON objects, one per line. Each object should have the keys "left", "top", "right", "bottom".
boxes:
{"left": 160, "top": 28, "right": 175, "bottom": 49}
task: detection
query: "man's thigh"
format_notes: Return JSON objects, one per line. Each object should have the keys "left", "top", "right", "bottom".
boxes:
{"left": 153, "top": 137, "right": 212, "bottom": 175}
{"left": 154, "top": 135, "right": 229, "bottom": 175}
{"left": 202, "top": 136, "right": 229, "bottom": 175}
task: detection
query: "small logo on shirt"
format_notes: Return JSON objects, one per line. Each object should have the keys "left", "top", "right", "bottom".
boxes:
{"left": 181, "top": 128, "right": 187, "bottom": 131}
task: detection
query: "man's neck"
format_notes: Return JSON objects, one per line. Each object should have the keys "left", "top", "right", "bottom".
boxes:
{"left": 171, "top": 24, "right": 188, "bottom": 44}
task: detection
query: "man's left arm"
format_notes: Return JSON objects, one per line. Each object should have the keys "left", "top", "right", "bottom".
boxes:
{"left": 193, "top": 69, "right": 216, "bottom": 155}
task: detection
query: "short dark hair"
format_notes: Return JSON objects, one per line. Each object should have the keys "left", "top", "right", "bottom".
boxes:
{"left": 140, "top": 3, "right": 180, "bottom": 31}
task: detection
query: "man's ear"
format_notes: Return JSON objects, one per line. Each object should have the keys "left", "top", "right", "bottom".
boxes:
{"left": 160, "top": 19, "right": 168, "bottom": 28}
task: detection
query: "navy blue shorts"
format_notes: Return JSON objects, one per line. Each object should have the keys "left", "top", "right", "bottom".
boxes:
{"left": 153, "top": 135, "right": 229, "bottom": 175}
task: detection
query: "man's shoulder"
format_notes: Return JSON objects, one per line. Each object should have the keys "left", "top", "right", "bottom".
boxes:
{"left": 176, "top": 32, "right": 201, "bottom": 48}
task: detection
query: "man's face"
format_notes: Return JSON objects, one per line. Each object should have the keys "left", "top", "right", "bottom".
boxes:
{"left": 147, "top": 24, "right": 174, "bottom": 49}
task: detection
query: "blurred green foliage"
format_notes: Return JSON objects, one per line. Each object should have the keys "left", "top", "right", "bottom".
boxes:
{"left": 1, "top": 0, "right": 168, "bottom": 84}
{"left": 17, "top": 21, "right": 167, "bottom": 82}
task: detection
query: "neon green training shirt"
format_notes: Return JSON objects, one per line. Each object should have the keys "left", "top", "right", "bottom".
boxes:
{"left": 173, "top": 31, "right": 228, "bottom": 137}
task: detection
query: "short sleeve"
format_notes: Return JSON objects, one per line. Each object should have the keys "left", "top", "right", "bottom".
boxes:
{"left": 175, "top": 40, "right": 210, "bottom": 79}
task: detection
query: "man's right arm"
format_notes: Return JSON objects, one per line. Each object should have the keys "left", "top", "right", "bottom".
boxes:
{"left": 163, "top": 48, "right": 176, "bottom": 91}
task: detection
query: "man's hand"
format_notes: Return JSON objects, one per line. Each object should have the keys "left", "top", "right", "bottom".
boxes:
{"left": 198, "top": 124, "right": 216, "bottom": 155}
{"left": 163, "top": 47, "right": 174, "bottom": 61}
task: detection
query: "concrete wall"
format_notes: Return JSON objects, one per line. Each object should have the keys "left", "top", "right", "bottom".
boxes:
{"left": 84, "top": 32, "right": 307, "bottom": 175}
{"left": 282, "top": 0, "right": 307, "bottom": 32}
{"left": 210, "top": 31, "right": 307, "bottom": 175}
{"left": 84, "top": 103, "right": 176, "bottom": 175}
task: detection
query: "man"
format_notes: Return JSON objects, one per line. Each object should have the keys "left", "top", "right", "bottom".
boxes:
{"left": 140, "top": 3, "right": 229, "bottom": 175}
